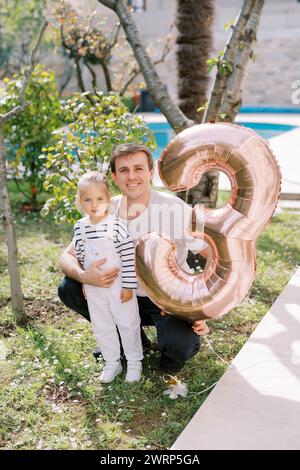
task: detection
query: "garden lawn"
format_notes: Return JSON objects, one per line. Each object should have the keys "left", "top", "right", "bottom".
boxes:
{"left": 0, "top": 190, "right": 299, "bottom": 449}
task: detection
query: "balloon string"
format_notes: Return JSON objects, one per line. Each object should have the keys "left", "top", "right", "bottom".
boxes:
{"left": 203, "top": 336, "right": 231, "bottom": 367}
{"left": 188, "top": 336, "right": 300, "bottom": 396}
{"left": 185, "top": 336, "right": 230, "bottom": 397}
{"left": 189, "top": 380, "right": 220, "bottom": 397}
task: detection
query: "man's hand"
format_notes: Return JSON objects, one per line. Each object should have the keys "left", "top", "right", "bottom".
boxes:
{"left": 80, "top": 258, "right": 119, "bottom": 287}
{"left": 192, "top": 320, "right": 210, "bottom": 336}
{"left": 120, "top": 288, "right": 133, "bottom": 303}
{"left": 161, "top": 311, "right": 210, "bottom": 336}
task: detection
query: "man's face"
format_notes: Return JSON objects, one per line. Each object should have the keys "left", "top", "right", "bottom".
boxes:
{"left": 111, "top": 151, "right": 154, "bottom": 201}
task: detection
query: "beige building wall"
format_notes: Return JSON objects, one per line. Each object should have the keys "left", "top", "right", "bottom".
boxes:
{"left": 213, "top": 0, "right": 300, "bottom": 108}
{"left": 66, "top": 0, "right": 300, "bottom": 108}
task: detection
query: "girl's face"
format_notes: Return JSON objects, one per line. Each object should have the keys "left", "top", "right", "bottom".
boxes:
{"left": 80, "top": 183, "right": 110, "bottom": 222}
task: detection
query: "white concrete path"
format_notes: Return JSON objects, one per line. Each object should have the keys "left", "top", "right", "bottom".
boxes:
{"left": 172, "top": 268, "right": 300, "bottom": 450}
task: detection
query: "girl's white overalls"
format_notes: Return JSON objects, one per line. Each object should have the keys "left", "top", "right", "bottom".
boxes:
{"left": 79, "top": 215, "right": 143, "bottom": 362}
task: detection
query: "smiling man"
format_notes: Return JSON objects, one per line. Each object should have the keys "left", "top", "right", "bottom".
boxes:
{"left": 58, "top": 143, "right": 209, "bottom": 373}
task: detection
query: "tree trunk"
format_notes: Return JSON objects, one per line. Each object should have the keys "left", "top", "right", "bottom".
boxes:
{"left": 99, "top": 58, "right": 112, "bottom": 92}
{"left": 176, "top": 0, "right": 214, "bottom": 123}
{"left": 0, "top": 21, "right": 48, "bottom": 326}
{"left": 74, "top": 56, "right": 86, "bottom": 93}
{"left": 203, "top": 0, "right": 255, "bottom": 123}
{"left": 220, "top": 0, "right": 264, "bottom": 122}
{"left": 176, "top": 0, "right": 217, "bottom": 208}
{"left": 194, "top": 0, "right": 264, "bottom": 208}
{"left": 0, "top": 124, "right": 26, "bottom": 324}
{"left": 98, "top": 0, "right": 264, "bottom": 208}
{"left": 97, "top": 0, "right": 192, "bottom": 132}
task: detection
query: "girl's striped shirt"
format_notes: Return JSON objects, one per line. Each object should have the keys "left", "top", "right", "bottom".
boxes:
{"left": 73, "top": 215, "right": 137, "bottom": 290}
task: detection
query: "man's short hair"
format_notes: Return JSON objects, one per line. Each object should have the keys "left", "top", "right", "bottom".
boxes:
{"left": 110, "top": 143, "right": 154, "bottom": 173}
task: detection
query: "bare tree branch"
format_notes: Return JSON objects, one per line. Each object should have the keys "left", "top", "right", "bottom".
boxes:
{"left": 74, "top": 56, "right": 86, "bottom": 93}
{"left": 13, "top": 178, "right": 31, "bottom": 200}
{"left": 99, "top": 0, "right": 117, "bottom": 8}
{"left": 219, "top": 0, "right": 264, "bottom": 122}
{"left": 0, "top": 21, "right": 49, "bottom": 123}
{"left": 84, "top": 59, "right": 98, "bottom": 93}
{"left": 119, "top": 67, "right": 139, "bottom": 96}
{"left": 99, "top": 58, "right": 113, "bottom": 92}
{"left": 107, "top": 22, "right": 122, "bottom": 53}
{"left": 59, "top": 63, "right": 73, "bottom": 95}
{"left": 0, "top": 21, "right": 48, "bottom": 324}
{"left": 97, "top": 0, "right": 192, "bottom": 132}
{"left": 119, "top": 24, "right": 174, "bottom": 96}
{"left": 203, "top": 1, "right": 255, "bottom": 123}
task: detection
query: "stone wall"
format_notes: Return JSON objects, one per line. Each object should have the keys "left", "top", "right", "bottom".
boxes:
{"left": 212, "top": 0, "right": 300, "bottom": 108}
{"left": 65, "top": 0, "right": 300, "bottom": 108}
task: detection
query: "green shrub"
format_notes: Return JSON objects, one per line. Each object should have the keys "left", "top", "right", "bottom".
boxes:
{"left": 42, "top": 91, "right": 156, "bottom": 223}
{"left": 0, "top": 65, "right": 65, "bottom": 207}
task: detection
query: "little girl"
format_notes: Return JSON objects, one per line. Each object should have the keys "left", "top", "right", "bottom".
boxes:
{"left": 73, "top": 171, "right": 143, "bottom": 383}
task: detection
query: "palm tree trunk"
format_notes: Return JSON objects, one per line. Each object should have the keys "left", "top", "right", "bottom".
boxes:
{"left": 176, "top": 0, "right": 214, "bottom": 123}
{"left": 176, "top": 0, "right": 217, "bottom": 207}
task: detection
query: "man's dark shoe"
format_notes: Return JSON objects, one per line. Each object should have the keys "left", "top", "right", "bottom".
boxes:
{"left": 159, "top": 353, "right": 185, "bottom": 373}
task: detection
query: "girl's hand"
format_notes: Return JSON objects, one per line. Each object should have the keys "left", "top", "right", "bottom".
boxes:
{"left": 120, "top": 288, "right": 133, "bottom": 303}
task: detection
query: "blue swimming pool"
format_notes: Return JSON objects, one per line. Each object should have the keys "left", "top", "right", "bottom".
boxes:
{"left": 148, "top": 121, "right": 297, "bottom": 159}
{"left": 237, "top": 122, "right": 296, "bottom": 139}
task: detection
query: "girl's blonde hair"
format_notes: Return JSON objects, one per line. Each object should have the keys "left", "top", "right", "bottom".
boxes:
{"left": 75, "top": 171, "right": 110, "bottom": 213}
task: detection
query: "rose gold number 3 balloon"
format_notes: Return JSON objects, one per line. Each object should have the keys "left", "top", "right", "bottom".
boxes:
{"left": 135, "top": 123, "right": 281, "bottom": 321}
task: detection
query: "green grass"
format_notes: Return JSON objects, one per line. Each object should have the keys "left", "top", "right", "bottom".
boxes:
{"left": 0, "top": 183, "right": 300, "bottom": 449}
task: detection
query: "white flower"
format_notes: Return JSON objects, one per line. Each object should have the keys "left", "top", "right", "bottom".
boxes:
{"left": 163, "top": 382, "right": 188, "bottom": 399}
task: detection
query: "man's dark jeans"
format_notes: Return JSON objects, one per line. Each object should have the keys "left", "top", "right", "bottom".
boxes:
{"left": 58, "top": 277, "right": 200, "bottom": 372}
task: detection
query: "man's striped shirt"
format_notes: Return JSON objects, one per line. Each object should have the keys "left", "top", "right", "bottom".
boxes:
{"left": 73, "top": 215, "right": 137, "bottom": 290}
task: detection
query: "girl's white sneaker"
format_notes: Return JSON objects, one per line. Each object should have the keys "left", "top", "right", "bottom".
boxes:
{"left": 100, "top": 361, "right": 122, "bottom": 383}
{"left": 125, "top": 361, "right": 142, "bottom": 383}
